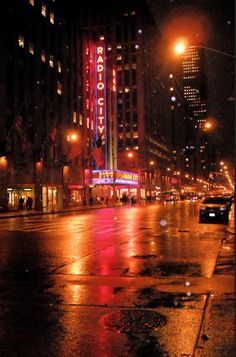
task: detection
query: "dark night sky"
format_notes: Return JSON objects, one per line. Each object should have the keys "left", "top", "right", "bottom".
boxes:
{"left": 147, "top": 0, "right": 234, "bottom": 164}
{"left": 75, "top": 0, "right": 234, "bottom": 164}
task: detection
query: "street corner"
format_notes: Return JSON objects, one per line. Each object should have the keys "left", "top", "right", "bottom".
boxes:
{"left": 194, "top": 293, "right": 235, "bottom": 357}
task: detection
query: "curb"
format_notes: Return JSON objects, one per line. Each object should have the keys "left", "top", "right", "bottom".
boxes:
{"left": 0, "top": 204, "right": 123, "bottom": 219}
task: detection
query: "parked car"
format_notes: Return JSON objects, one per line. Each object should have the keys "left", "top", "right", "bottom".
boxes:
{"left": 199, "top": 196, "right": 231, "bottom": 224}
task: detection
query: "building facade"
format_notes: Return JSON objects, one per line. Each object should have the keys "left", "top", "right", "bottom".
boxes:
{"left": 180, "top": 44, "right": 211, "bottom": 180}
{"left": 0, "top": 0, "right": 177, "bottom": 211}
{"left": 0, "top": 0, "right": 84, "bottom": 211}
{"left": 77, "top": 0, "right": 172, "bottom": 200}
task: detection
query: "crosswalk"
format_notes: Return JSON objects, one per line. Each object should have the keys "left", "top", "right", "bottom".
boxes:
{"left": 0, "top": 219, "right": 87, "bottom": 233}
{"left": 0, "top": 218, "right": 122, "bottom": 235}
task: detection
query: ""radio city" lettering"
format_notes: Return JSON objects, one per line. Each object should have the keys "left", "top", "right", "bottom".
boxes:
{"left": 97, "top": 45, "right": 105, "bottom": 135}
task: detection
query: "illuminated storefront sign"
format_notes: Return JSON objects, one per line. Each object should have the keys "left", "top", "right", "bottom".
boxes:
{"left": 92, "top": 170, "right": 138, "bottom": 186}
{"left": 115, "top": 170, "right": 138, "bottom": 185}
{"left": 96, "top": 44, "right": 106, "bottom": 136}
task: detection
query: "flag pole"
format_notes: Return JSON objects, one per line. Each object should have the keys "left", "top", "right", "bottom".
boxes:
{"left": 6, "top": 100, "right": 25, "bottom": 139}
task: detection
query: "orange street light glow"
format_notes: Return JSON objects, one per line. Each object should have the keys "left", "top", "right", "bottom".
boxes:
{"left": 174, "top": 38, "right": 188, "bottom": 55}
{"left": 205, "top": 122, "right": 212, "bottom": 129}
{"left": 70, "top": 133, "right": 78, "bottom": 141}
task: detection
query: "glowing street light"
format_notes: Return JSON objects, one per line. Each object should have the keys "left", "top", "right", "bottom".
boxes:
{"left": 174, "top": 38, "right": 234, "bottom": 58}
{"left": 67, "top": 131, "right": 79, "bottom": 142}
{"left": 174, "top": 38, "right": 188, "bottom": 55}
{"left": 204, "top": 122, "right": 212, "bottom": 129}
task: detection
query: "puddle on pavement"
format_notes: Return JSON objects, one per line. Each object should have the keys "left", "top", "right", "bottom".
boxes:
{"left": 134, "top": 288, "right": 202, "bottom": 309}
{"left": 123, "top": 261, "right": 202, "bottom": 277}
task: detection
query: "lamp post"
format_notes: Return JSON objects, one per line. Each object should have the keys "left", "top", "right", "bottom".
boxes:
{"left": 173, "top": 39, "right": 234, "bottom": 59}
{"left": 63, "top": 130, "right": 81, "bottom": 207}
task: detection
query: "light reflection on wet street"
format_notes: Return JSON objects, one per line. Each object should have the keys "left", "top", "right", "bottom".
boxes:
{"left": 0, "top": 201, "right": 234, "bottom": 356}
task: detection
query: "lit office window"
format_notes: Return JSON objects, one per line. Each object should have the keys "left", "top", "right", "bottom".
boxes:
{"left": 41, "top": 50, "right": 46, "bottom": 62}
{"left": 72, "top": 111, "right": 77, "bottom": 123}
{"left": 18, "top": 35, "right": 24, "bottom": 48}
{"left": 41, "top": 3, "right": 46, "bottom": 17}
{"left": 50, "top": 11, "right": 54, "bottom": 24}
{"left": 79, "top": 114, "right": 83, "bottom": 126}
{"left": 29, "top": 42, "right": 34, "bottom": 55}
{"left": 57, "top": 81, "right": 62, "bottom": 95}
{"left": 57, "top": 61, "right": 62, "bottom": 73}
{"left": 49, "top": 55, "right": 54, "bottom": 68}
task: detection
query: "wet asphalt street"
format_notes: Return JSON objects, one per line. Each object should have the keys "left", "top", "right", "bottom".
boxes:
{"left": 0, "top": 201, "right": 234, "bottom": 356}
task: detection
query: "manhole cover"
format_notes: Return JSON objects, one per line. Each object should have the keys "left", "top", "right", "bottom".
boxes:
{"left": 100, "top": 309, "right": 166, "bottom": 333}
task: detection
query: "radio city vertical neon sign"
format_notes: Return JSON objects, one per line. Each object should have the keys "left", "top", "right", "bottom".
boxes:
{"left": 96, "top": 44, "right": 106, "bottom": 137}
{"left": 112, "top": 67, "right": 116, "bottom": 92}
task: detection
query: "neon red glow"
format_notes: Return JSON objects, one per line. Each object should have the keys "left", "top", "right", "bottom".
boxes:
{"left": 112, "top": 68, "right": 116, "bottom": 92}
{"left": 96, "top": 45, "right": 105, "bottom": 136}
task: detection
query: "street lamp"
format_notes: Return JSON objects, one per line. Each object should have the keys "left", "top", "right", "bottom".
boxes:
{"left": 174, "top": 39, "right": 234, "bottom": 58}
{"left": 173, "top": 38, "right": 188, "bottom": 55}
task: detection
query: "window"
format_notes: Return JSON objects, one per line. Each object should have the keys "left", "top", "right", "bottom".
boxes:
{"left": 50, "top": 11, "right": 54, "bottom": 24}
{"left": 18, "top": 35, "right": 24, "bottom": 48}
{"left": 41, "top": 50, "right": 46, "bottom": 62}
{"left": 41, "top": 3, "right": 46, "bottom": 17}
{"left": 57, "top": 61, "right": 61, "bottom": 73}
{"left": 72, "top": 111, "right": 77, "bottom": 123}
{"left": 79, "top": 114, "right": 83, "bottom": 126}
{"left": 29, "top": 42, "right": 34, "bottom": 55}
{"left": 57, "top": 81, "right": 62, "bottom": 95}
{"left": 49, "top": 55, "right": 54, "bottom": 68}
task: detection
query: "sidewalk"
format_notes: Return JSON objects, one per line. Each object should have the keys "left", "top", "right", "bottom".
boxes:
{"left": 0, "top": 202, "right": 119, "bottom": 219}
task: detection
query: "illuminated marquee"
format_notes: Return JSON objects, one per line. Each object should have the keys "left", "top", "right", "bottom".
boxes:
{"left": 92, "top": 170, "right": 139, "bottom": 186}
{"left": 96, "top": 44, "right": 106, "bottom": 136}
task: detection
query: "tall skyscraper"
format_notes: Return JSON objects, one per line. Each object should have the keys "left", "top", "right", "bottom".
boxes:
{"left": 182, "top": 45, "right": 207, "bottom": 129}
{"left": 180, "top": 44, "right": 210, "bottom": 179}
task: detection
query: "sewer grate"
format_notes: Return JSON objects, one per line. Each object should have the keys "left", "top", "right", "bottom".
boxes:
{"left": 100, "top": 309, "right": 166, "bottom": 334}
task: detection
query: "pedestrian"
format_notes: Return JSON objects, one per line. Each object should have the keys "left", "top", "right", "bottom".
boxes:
{"left": 19, "top": 196, "right": 24, "bottom": 211}
{"left": 29, "top": 197, "right": 33, "bottom": 210}
{"left": 131, "top": 196, "right": 136, "bottom": 205}
{"left": 26, "top": 197, "right": 31, "bottom": 212}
